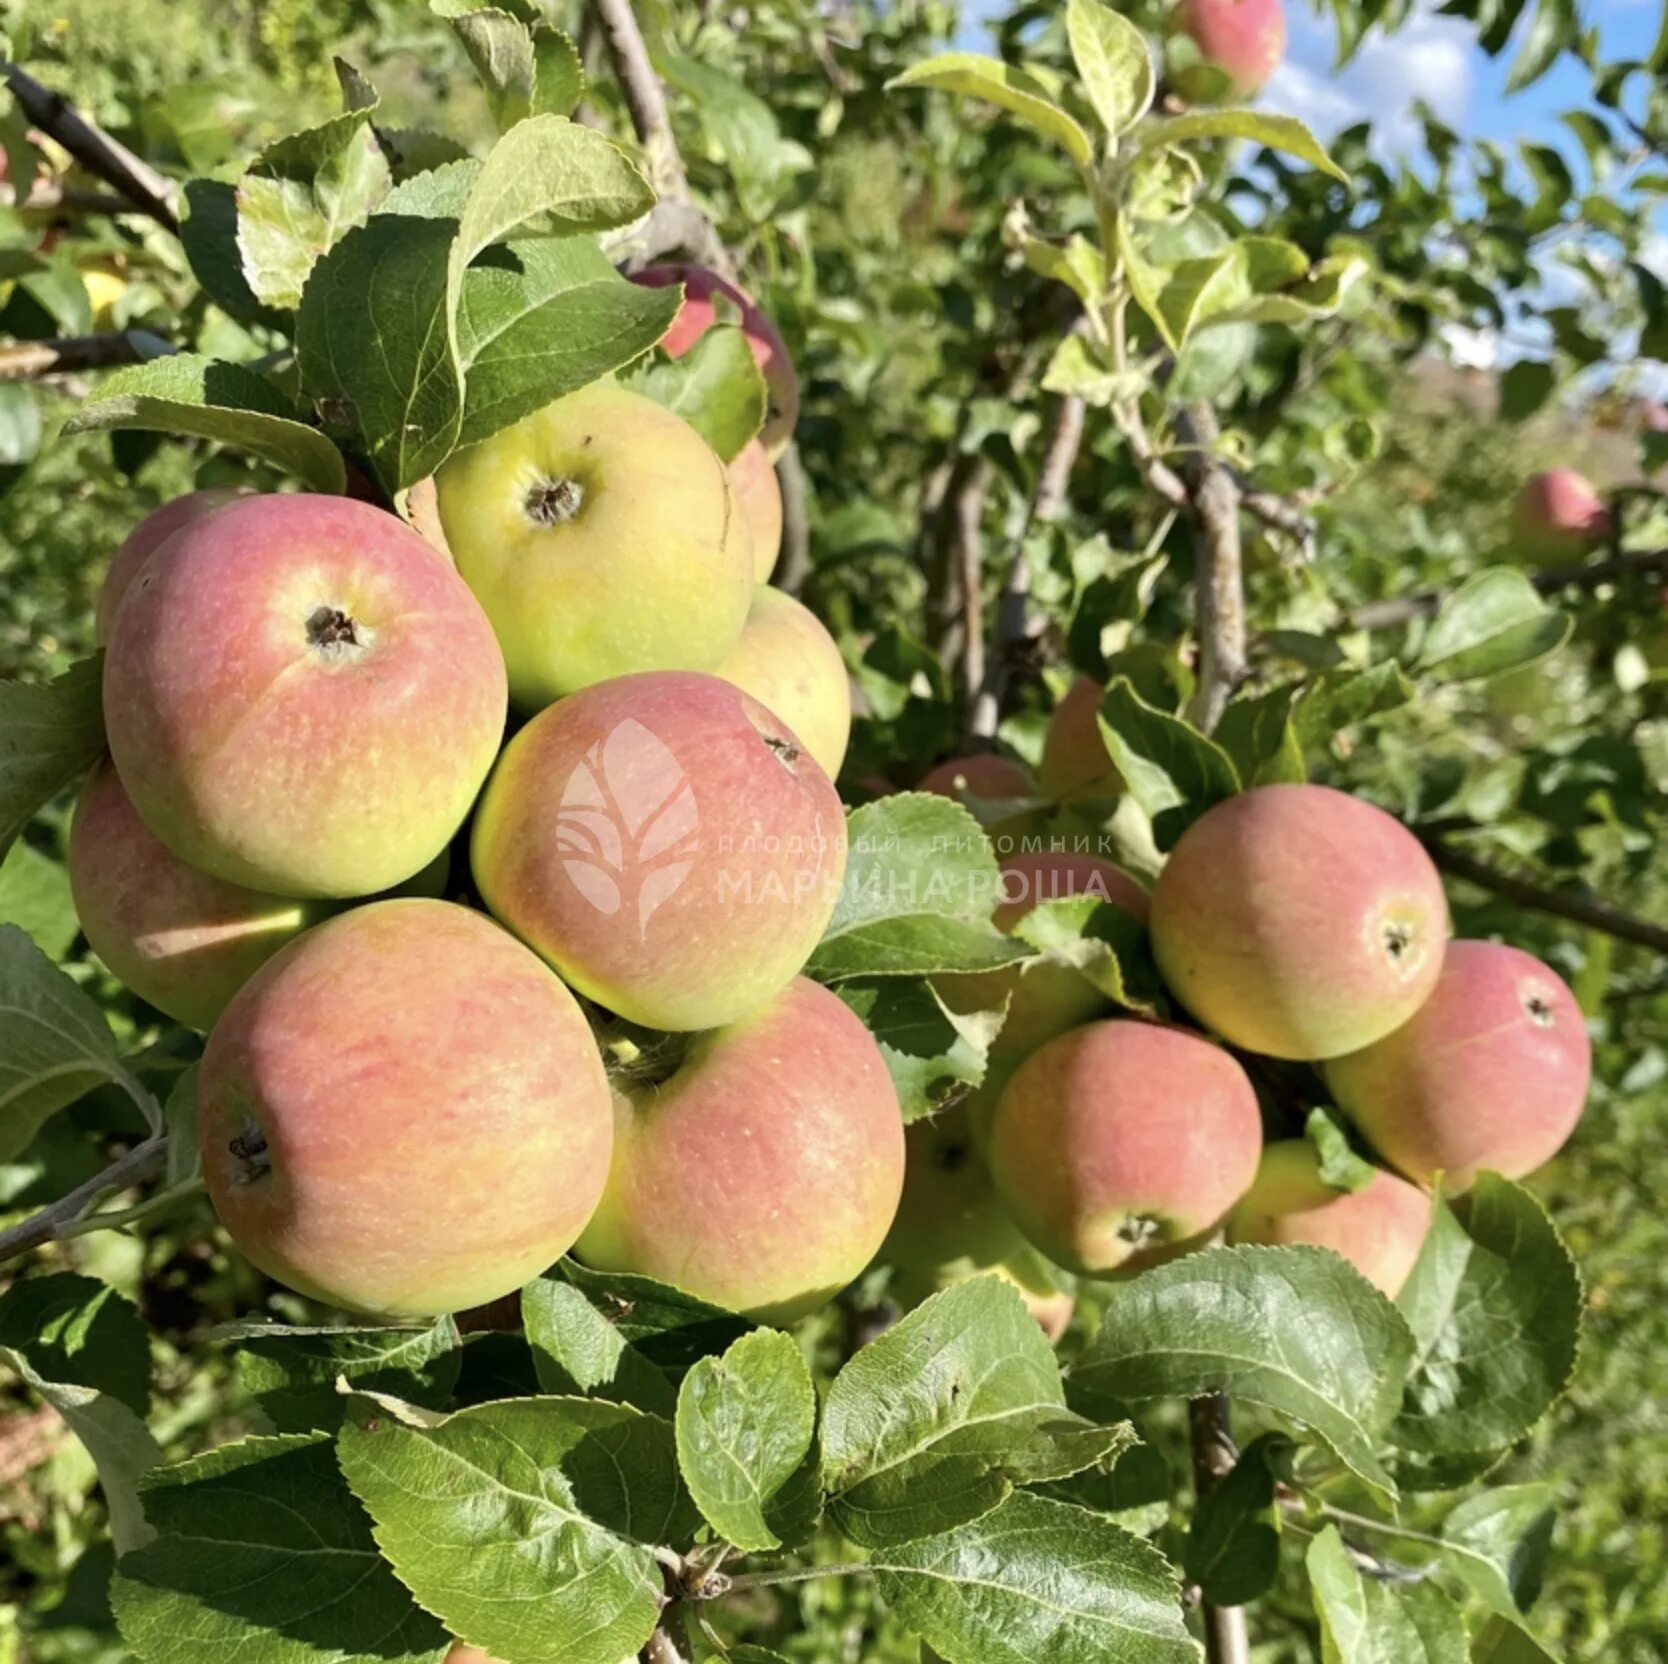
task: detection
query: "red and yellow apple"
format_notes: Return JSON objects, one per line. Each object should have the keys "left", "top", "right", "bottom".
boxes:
{"left": 987, "top": 1019, "right": 1261, "bottom": 1276}
{"left": 577, "top": 977, "right": 904, "bottom": 1322}
{"left": 1038, "top": 677, "right": 1121, "bottom": 804}
{"left": 1168, "top": 0, "right": 1287, "bottom": 103}
{"left": 95, "top": 488, "right": 246, "bottom": 644}
{"left": 1150, "top": 784, "right": 1449, "bottom": 1060}
{"left": 103, "top": 493, "right": 506, "bottom": 899}
{"left": 918, "top": 753, "right": 1035, "bottom": 802}
{"left": 434, "top": 385, "right": 754, "bottom": 709}
{"left": 198, "top": 899, "right": 613, "bottom": 1318}
{"left": 1326, "top": 940, "right": 1591, "bottom": 1190}
{"left": 471, "top": 671, "right": 846, "bottom": 1032}
{"left": 1511, "top": 469, "right": 1612, "bottom": 566}
{"left": 729, "top": 438, "right": 783, "bottom": 583}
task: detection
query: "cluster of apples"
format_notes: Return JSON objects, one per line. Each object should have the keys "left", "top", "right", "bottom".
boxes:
{"left": 72, "top": 267, "right": 907, "bottom": 1326}
{"left": 894, "top": 726, "right": 1592, "bottom": 1307}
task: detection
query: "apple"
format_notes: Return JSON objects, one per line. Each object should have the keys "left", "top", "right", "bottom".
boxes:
{"left": 729, "top": 438, "right": 783, "bottom": 583}
{"left": 95, "top": 488, "right": 247, "bottom": 645}
{"left": 198, "top": 899, "right": 613, "bottom": 1319}
{"left": 576, "top": 977, "right": 904, "bottom": 1322}
{"left": 715, "top": 585, "right": 851, "bottom": 779}
{"left": 472, "top": 671, "right": 847, "bottom": 1032}
{"left": 918, "top": 753, "right": 1035, "bottom": 801}
{"left": 433, "top": 384, "right": 754, "bottom": 710}
{"left": 1326, "top": 940, "right": 1592, "bottom": 1190}
{"left": 103, "top": 493, "right": 505, "bottom": 900}
{"left": 1150, "top": 784, "right": 1449, "bottom": 1060}
{"left": 1512, "top": 469, "right": 1613, "bottom": 566}
{"left": 1038, "top": 677, "right": 1121, "bottom": 803}
{"left": 1226, "top": 1141, "right": 1432, "bottom": 1298}
{"left": 632, "top": 263, "right": 799, "bottom": 458}
{"left": 1168, "top": 0, "right": 1287, "bottom": 104}
{"left": 987, "top": 1019, "right": 1261, "bottom": 1276}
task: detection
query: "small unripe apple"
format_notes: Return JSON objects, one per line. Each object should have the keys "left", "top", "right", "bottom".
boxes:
{"left": 434, "top": 384, "right": 754, "bottom": 709}
{"left": 472, "top": 671, "right": 846, "bottom": 1032}
{"left": 1326, "top": 940, "right": 1591, "bottom": 1190}
{"left": 95, "top": 488, "right": 247, "bottom": 644}
{"left": 198, "top": 899, "right": 613, "bottom": 1319}
{"left": 1168, "top": 0, "right": 1287, "bottom": 104}
{"left": 577, "top": 978, "right": 904, "bottom": 1322}
{"left": 715, "top": 585, "right": 851, "bottom": 779}
{"left": 1226, "top": 1140, "right": 1431, "bottom": 1297}
{"left": 633, "top": 263, "right": 799, "bottom": 458}
{"left": 103, "top": 493, "right": 507, "bottom": 899}
{"left": 1150, "top": 784, "right": 1449, "bottom": 1060}
{"left": 1038, "top": 677, "right": 1121, "bottom": 803}
{"left": 1511, "top": 469, "right": 1613, "bottom": 566}
{"left": 729, "top": 438, "right": 783, "bottom": 582}
{"left": 988, "top": 1019, "right": 1261, "bottom": 1276}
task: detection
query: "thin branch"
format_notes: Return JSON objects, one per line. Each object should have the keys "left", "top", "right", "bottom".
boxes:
{"left": 640, "top": 1628, "right": 689, "bottom": 1664}
{"left": 2, "top": 64, "right": 179, "bottom": 230}
{"left": 0, "top": 1138, "right": 167, "bottom": 1266}
{"left": 1189, "top": 1393, "right": 1250, "bottom": 1664}
{"left": 0, "top": 181, "right": 134, "bottom": 214}
{"left": 953, "top": 455, "right": 993, "bottom": 722}
{"left": 775, "top": 440, "right": 811, "bottom": 597}
{"left": 0, "top": 330, "right": 174, "bottom": 380}
{"left": 1424, "top": 838, "right": 1668, "bottom": 956}
{"left": 1178, "top": 403, "right": 1248, "bottom": 730}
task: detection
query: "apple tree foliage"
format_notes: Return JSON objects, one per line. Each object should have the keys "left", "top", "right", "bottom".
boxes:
{"left": 1, "top": 1, "right": 1666, "bottom": 1661}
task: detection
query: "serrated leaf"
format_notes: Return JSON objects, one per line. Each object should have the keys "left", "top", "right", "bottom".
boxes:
{"left": 1096, "top": 677, "right": 1239, "bottom": 850}
{"left": 1213, "top": 684, "right": 1306, "bottom": 788}
{"left": 835, "top": 976, "right": 1002, "bottom": 1122}
{"left": 1308, "top": 1526, "right": 1468, "bottom": 1663}
{"left": 822, "top": 1276, "right": 1132, "bottom": 1547}
{"left": 0, "top": 1276, "right": 162, "bottom": 1555}
{"left": 1137, "top": 110, "right": 1347, "bottom": 181}
{"left": 113, "top": 1434, "right": 445, "bottom": 1663}
{"left": 1185, "top": 1432, "right": 1289, "bottom": 1607}
{"left": 558, "top": 1260, "right": 752, "bottom": 1378}
{"left": 533, "top": 24, "right": 585, "bottom": 117}
{"left": 887, "top": 53, "right": 1093, "bottom": 165}
{"left": 1010, "top": 895, "right": 1161, "bottom": 1013}
{"left": 1075, "top": 1246, "right": 1415, "bottom": 1505}
{"left": 1416, "top": 569, "right": 1572, "bottom": 683}
{"left": 450, "top": 6, "right": 538, "bottom": 129}
{"left": 1157, "top": 237, "right": 1312, "bottom": 344}
{"left": 1393, "top": 1176, "right": 1582, "bottom": 1465}
{"left": 1438, "top": 1484, "right": 1556, "bottom": 1617}
{"left": 620, "top": 324, "right": 767, "bottom": 462}
{"left": 339, "top": 1397, "right": 684, "bottom": 1664}
{"left": 228, "top": 1317, "right": 462, "bottom": 1432}
{"left": 0, "top": 659, "right": 102, "bottom": 863}
{"left": 66, "top": 356, "right": 348, "bottom": 492}
{"left": 676, "top": 1329, "right": 819, "bottom": 1551}
{"left": 1296, "top": 662, "right": 1416, "bottom": 746}
{"left": 1018, "top": 232, "right": 1106, "bottom": 306}
{"left": 1065, "top": 0, "right": 1154, "bottom": 137}
{"left": 873, "top": 1491, "right": 1199, "bottom": 1664}
{"left": 1041, "top": 332, "right": 1138, "bottom": 406}
{"left": 523, "top": 1274, "right": 677, "bottom": 1415}
{"left": 808, "top": 796, "right": 1029, "bottom": 981}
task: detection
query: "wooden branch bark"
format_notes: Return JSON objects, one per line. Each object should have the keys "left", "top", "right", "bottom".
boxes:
{"left": 1189, "top": 1392, "right": 1250, "bottom": 1664}
{"left": 1178, "top": 404, "right": 1247, "bottom": 731}
{"left": 0, "top": 1139, "right": 166, "bottom": 1266}
{"left": 0, "top": 181, "right": 134, "bottom": 214}
{"left": 2, "top": 64, "right": 179, "bottom": 229}
{"left": 0, "top": 330, "right": 174, "bottom": 380}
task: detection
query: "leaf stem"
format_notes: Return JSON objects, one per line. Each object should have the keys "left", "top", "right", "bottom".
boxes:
{"left": 0, "top": 1138, "right": 168, "bottom": 1265}
{"left": 712, "top": 1562, "right": 874, "bottom": 1595}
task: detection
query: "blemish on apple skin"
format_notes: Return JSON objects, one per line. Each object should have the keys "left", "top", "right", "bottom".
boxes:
{"left": 763, "top": 733, "right": 801, "bottom": 771}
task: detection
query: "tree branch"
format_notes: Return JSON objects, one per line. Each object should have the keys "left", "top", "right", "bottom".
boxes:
{"left": 2, "top": 64, "right": 179, "bottom": 230}
{"left": 954, "top": 455, "right": 993, "bottom": 723}
{"left": 1423, "top": 838, "right": 1668, "bottom": 956}
{"left": 0, "top": 181, "right": 134, "bottom": 214}
{"left": 0, "top": 1138, "right": 167, "bottom": 1266}
{"left": 0, "top": 330, "right": 174, "bottom": 380}
{"left": 1188, "top": 1392, "right": 1250, "bottom": 1664}
{"left": 1178, "top": 404, "right": 1247, "bottom": 730}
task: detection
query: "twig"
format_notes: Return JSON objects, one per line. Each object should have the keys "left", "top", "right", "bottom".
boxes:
{"left": 970, "top": 387, "right": 1086, "bottom": 740}
{"left": 953, "top": 455, "right": 993, "bottom": 721}
{"left": 0, "top": 1138, "right": 167, "bottom": 1266}
{"left": 1189, "top": 1393, "right": 1250, "bottom": 1664}
{"left": 640, "top": 1628, "right": 689, "bottom": 1664}
{"left": 0, "top": 330, "right": 174, "bottom": 380}
{"left": 775, "top": 440, "right": 811, "bottom": 596}
{"left": 0, "top": 181, "right": 134, "bottom": 214}
{"left": 2, "top": 64, "right": 179, "bottom": 230}
{"left": 1424, "top": 838, "right": 1668, "bottom": 956}
{"left": 1178, "top": 403, "right": 1247, "bottom": 730}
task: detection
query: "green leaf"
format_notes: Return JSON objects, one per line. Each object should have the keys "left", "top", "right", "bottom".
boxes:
{"left": 676, "top": 1329, "right": 819, "bottom": 1551}
{"left": 1065, "top": 0, "right": 1154, "bottom": 137}
{"left": 1416, "top": 570, "right": 1572, "bottom": 683}
{"left": 0, "top": 834, "right": 77, "bottom": 956}
{"left": 1213, "top": 684, "right": 1306, "bottom": 788}
{"left": 1305, "top": 1107, "right": 1379, "bottom": 1195}
{"left": 1137, "top": 110, "right": 1347, "bottom": 181}
{"left": 113, "top": 1434, "right": 446, "bottom": 1663}
{"left": 1438, "top": 1484, "right": 1556, "bottom": 1617}
{"left": 532, "top": 25, "right": 585, "bottom": 118}
{"left": 873, "top": 1491, "right": 1199, "bottom": 1664}
{"left": 808, "top": 796, "right": 1029, "bottom": 980}
{"left": 1018, "top": 233, "right": 1106, "bottom": 307}
{"left": 178, "top": 178, "right": 289, "bottom": 328}
{"left": 228, "top": 1317, "right": 462, "bottom": 1433}
{"left": 1296, "top": 663, "right": 1416, "bottom": 746}
{"left": 1308, "top": 1525, "right": 1469, "bottom": 1663}
{"left": 621, "top": 323, "right": 767, "bottom": 462}
{"left": 835, "top": 977, "right": 1003, "bottom": 1122}
{"left": 1470, "top": 1616, "right": 1561, "bottom": 1663}
{"left": 0, "top": 1274, "right": 160, "bottom": 1554}
{"left": 556, "top": 1261, "right": 752, "bottom": 1378}
{"left": 339, "top": 1396, "right": 685, "bottom": 1664}
{"left": 1075, "top": 1246, "right": 1415, "bottom": 1504}
{"left": 1096, "top": 677, "right": 1240, "bottom": 850}
{"left": 66, "top": 355, "right": 348, "bottom": 492}
{"left": 1499, "top": 360, "right": 1555, "bottom": 423}
{"left": 1185, "top": 1432, "right": 1289, "bottom": 1608}
{"left": 457, "top": 235, "right": 680, "bottom": 447}
{"left": 1393, "top": 1177, "right": 1582, "bottom": 1468}
{"left": 0, "top": 923, "right": 149, "bottom": 1162}
{"left": 1505, "top": 0, "right": 1578, "bottom": 93}
{"left": 822, "top": 1276, "right": 1133, "bottom": 1547}
{"left": 1041, "top": 332, "right": 1137, "bottom": 406}
{"left": 449, "top": 6, "right": 539, "bottom": 129}
{"left": 0, "top": 657, "right": 103, "bottom": 863}
{"left": 523, "top": 1274, "right": 677, "bottom": 1414}
{"left": 1157, "top": 237, "right": 1313, "bottom": 345}
{"left": 1009, "top": 895, "right": 1161, "bottom": 1014}
{"left": 886, "top": 53, "right": 1094, "bottom": 166}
